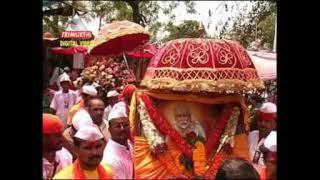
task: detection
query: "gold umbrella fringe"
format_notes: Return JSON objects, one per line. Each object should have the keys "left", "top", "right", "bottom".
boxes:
{"left": 141, "top": 78, "right": 265, "bottom": 94}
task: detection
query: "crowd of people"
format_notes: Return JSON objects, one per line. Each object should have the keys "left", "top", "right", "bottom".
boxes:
{"left": 43, "top": 66, "right": 277, "bottom": 180}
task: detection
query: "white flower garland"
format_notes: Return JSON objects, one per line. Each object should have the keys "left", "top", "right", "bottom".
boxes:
{"left": 217, "top": 106, "right": 241, "bottom": 152}
{"left": 137, "top": 99, "right": 165, "bottom": 149}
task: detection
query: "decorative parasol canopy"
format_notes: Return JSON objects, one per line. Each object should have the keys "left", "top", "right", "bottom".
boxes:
{"left": 89, "top": 20, "right": 150, "bottom": 56}
{"left": 43, "top": 32, "right": 60, "bottom": 47}
{"left": 141, "top": 38, "right": 264, "bottom": 93}
{"left": 247, "top": 50, "right": 276, "bottom": 80}
{"left": 126, "top": 43, "right": 158, "bottom": 59}
{"left": 51, "top": 46, "right": 87, "bottom": 55}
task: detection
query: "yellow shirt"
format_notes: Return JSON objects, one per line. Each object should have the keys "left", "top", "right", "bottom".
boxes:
{"left": 67, "top": 100, "right": 84, "bottom": 125}
{"left": 53, "top": 163, "right": 112, "bottom": 179}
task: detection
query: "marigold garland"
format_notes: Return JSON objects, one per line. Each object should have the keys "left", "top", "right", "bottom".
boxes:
{"left": 204, "top": 152, "right": 226, "bottom": 178}
{"left": 193, "top": 141, "right": 206, "bottom": 176}
{"left": 205, "top": 104, "right": 235, "bottom": 155}
{"left": 140, "top": 94, "right": 193, "bottom": 159}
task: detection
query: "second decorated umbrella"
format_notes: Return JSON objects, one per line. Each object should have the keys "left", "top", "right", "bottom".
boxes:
{"left": 89, "top": 20, "right": 150, "bottom": 69}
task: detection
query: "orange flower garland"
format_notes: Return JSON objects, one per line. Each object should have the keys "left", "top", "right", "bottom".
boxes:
{"left": 204, "top": 152, "right": 227, "bottom": 178}
{"left": 193, "top": 141, "right": 206, "bottom": 176}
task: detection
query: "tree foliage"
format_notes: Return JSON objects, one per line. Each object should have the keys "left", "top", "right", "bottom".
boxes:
{"left": 219, "top": 1, "right": 276, "bottom": 48}
{"left": 42, "top": 1, "right": 189, "bottom": 42}
{"left": 163, "top": 20, "right": 206, "bottom": 41}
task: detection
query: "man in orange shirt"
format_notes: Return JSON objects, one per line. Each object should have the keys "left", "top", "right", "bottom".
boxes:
{"left": 54, "top": 125, "right": 113, "bottom": 179}
{"left": 66, "top": 85, "right": 97, "bottom": 127}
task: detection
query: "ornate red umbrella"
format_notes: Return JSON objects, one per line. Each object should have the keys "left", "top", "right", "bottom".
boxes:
{"left": 141, "top": 38, "right": 264, "bottom": 94}
{"left": 43, "top": 32, "right": 60, "bottom": 47}
{"left": 126, "top": 43, "right": 158, "bottom": 59}
{"left": 89, "top": 20, "right": 150, "bottom": 68}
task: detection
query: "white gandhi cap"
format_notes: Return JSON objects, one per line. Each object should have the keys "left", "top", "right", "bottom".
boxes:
{"left": 74, "top": 125, "right": 104, "bottom": 141}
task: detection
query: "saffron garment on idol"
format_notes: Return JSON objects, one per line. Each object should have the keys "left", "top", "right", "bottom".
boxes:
{"left": 50, "top": 90, "right": 77, "bottom": 126}
{"left": 43, "top": 147, "right": 73, "bottom": 179}
{"left": 101, "top": 139, "right": 133, "bottom": 179}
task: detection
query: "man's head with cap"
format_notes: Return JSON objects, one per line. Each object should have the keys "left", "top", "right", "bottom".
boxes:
{"left": 107, "top": 90, "right": 120, "bottom": 106}
{"left": 262, "top": 131, "right": 277, "bottom": 180}
{"left": 72, "top": 114, "right": 93, "bottom": 132}
{"left": 63, "top": 66, "right": 71, "bottom": 73}
{"left": 60, "top": 73, "right": 71, "bottom": 92}
{"left": 81, "top": 85, "right": 98, "bottom": 106}
{"left": 108, "top": 104, "right": 130, "bottom": 146}
{"left": 257, "top": 102, "right": 277, "bottom": 138}
{"left": 92, "top": 82, "right": 103, "bottom": 98}
{"left": 73, "top": 125, "right": 106, "bottom": 170}
{"left": 43, "top": 113, "right": 64, "bottom": 152}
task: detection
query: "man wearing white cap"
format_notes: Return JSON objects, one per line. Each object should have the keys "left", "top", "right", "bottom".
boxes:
{"left": 50, "top": 73, "right": 77, "bottom": 126}
{"left": 103, "top": 90, "right": 120, "bottom": 122}
{"left": 66, "top": 85, "right": 97, "bottom": 127}
{"left": 56, "top": 67, "right": 72, "bottom": 91}
{"left": 54, "top": 125, "right": 113, "bottom": 179}
{"left": 263, "top": 131, "right": 277, "bottom": 180}
{"left": 92, "top": 82, "right": 104, "bottom": 98}
{"left": 101, "top": 104, "right": 133, "bottom": 179}
{"left": 248, "top": 102, "right": 277, "bottom": 167}
{"left": 63, "top": 112, "right": 94, "bottom": 160}
{"left": 257, "top": 131, "right": 277, "bottom": 180}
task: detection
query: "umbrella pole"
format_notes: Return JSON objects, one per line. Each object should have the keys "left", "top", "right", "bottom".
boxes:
{"left": 122, "top": 52, "right": 130, "bottom": 70}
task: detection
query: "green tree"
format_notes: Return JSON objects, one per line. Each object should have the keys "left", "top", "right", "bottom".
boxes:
{"left": 43, "top": 1, "right": 90, "bottom": 37}
{"left": 220, "top": 1, "right": 276, "bottom": 48}
{"left": 163, "top": 20, "right": 206, "bottom": 41}
{"left": 43, "top": 1, "right": 197, "bottom": 42}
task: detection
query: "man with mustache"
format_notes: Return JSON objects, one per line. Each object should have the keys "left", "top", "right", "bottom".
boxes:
{"left": 87, "top": 97, "right": 110, "bottom": 140}
{"left": 54, "top": 125, "right": 113, "bottom": 179}
{"left": 248, "top": 102, "right": 276, "bottom": 167}
{"left": 101, "top": 103, "right": 133, "bottom": 179}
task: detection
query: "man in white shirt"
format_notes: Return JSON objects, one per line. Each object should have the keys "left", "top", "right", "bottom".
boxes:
{"left": 101, "top": 104, "right": 133, "bottom": 179}
{"left": 248, "top": 102, "right": 276, "bottom": 167}
{"left": 87, "top": 97, "right": 110, "bottom": 140}
{"left": 56, "top": 67, "right": 72, "bottom": 91}
{"left": 50, "top": 74, "right": 77, "bottom": 127}
{"left": 43, "top": 114, "right": 73, "bottom": 179}
{"left": 262, "top": 131, "right": 277, "bottom": 180}
{"left": 103, "top": 90, "right": 120, "bottom": 121}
